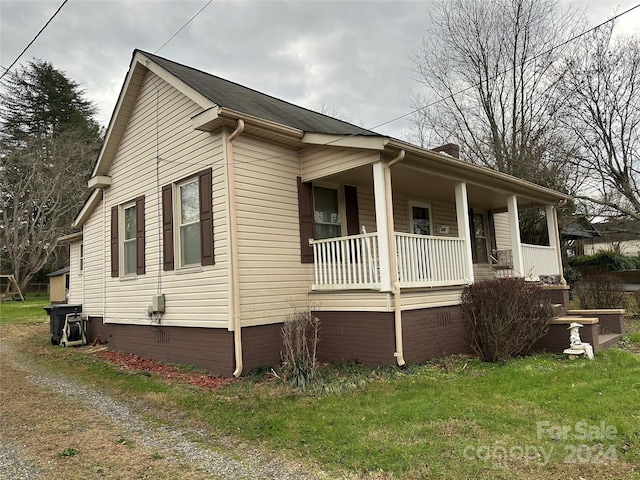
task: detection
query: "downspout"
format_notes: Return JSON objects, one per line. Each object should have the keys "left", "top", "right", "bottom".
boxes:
{"left": 227, "top": 119, "right": 245, "bottom": 377}
{"left": 385, "top": 150, "right": 406, "bottom": 366}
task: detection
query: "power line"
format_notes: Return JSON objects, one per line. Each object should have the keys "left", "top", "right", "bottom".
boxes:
{"left": 155, "top": 0, "right": 213, "bottom": 54}
{"left": 368, "top": 2, "right": 640, "bottom": 133}
{"left": 0, "top": 0, "right": 69, "bottom": 81}
{"left": 146, "top": 2, "right": 640, "bottom": 173}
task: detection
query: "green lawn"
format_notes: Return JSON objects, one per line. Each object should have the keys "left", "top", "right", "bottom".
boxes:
{"left": 3, "top": 301, "right": 640, "bottom": 479}
{"left": 0, "top": 296, "right": 49, "bottom": 325}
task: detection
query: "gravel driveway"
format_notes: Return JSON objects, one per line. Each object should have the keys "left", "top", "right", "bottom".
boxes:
{"left": 0, "top": 340, "right": 323, "bottom": 480}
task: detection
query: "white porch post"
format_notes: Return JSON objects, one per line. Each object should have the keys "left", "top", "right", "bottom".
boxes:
{"left": 507, "top": 195, "right": 525, "bottom": 277}
{"left": 546, "top": 204, "right": 565, "bottom": 281}
{"left": 372, "top": 161, "right": 393, "bottom": 291}
{"left": 455, "top": 182, "right": 474, "bottom": 284}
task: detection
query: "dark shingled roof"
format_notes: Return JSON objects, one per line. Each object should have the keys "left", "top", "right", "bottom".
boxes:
{"left": 139, "top": 50, "right": 379, "bottom": 137}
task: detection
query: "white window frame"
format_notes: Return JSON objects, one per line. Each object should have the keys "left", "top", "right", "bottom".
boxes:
{"left": 120, "top": 201, "right": 137, "bottom": 277}
{"left": 79, "top": 243, "right": 84, "bottom": 273}
{"left": 313, "top": 183, "right": 346, "bottom": 240}
{"left": 407, "top": 200, "right": 433, "bottom": 236}
{"left": 175, "top": 176, "right": 201, "bottom": 268}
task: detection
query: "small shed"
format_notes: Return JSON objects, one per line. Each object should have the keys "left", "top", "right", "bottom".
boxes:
{"left": 47, "top": 267, "right": 70, "bottom": 304}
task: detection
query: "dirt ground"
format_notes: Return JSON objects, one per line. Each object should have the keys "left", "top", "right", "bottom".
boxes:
{"left": 0, "top": 322, "right": 323, "bottom": 480}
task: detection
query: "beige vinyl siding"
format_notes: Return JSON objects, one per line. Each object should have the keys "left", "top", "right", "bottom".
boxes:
{"left": 398, "top": 288, "right": 463, "bottom": 310}
{"left": 81, "top": 201, "right": 106, "bottom": 314}
{"left": 432, "top": 201, "right": 459, "bottom": 236}
{"left": 309, "top": 291, "right": 393, "bottom": 311}
{"left": 84, "top": 71, "right": 229, "bottom": 328}
{"left": 68, "top": 241, "right": 83, "bottom": 305}
{"left": 301, "top": 147, "right": 380, "bottom": 182}
{"left": 233, "top": 135, "right": 315, "bottom": 327}
{"left": 493, "top": 212, "right": 512, "bottom": 250}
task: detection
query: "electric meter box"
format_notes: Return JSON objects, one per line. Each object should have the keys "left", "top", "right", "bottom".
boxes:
{"left": 152, "top": 294, "right": 165, "bottom": 313}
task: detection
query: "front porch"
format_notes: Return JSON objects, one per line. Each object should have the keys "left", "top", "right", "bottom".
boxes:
{"left": 303, "top": 149, "right": 565, "bottom": 293}
{"left": 310, "top": 232, "right": 562, "bottom": 291}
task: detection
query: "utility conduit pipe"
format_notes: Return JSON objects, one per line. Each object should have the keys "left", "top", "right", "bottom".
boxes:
{"left": 385, "top": 149, "right": 406, "bottom": 366}
{"left": 227, "top": 119, "right": 245, "bottom": 377}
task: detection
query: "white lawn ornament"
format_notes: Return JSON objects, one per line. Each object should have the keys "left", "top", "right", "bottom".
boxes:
{"left": 563, "top": 322, "right": 594, "bottom": 360}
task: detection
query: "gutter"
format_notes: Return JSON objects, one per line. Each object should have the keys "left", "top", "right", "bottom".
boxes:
{"left": 385, "top": 150, "right": 406, "bottom": 367}
{"left": 227, "top": 119, "right": 245, "bottom": 377}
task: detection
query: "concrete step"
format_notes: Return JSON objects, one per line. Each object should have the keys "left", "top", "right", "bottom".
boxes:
{"left": 597, "top": 333, "right": 622, "bottom": 350}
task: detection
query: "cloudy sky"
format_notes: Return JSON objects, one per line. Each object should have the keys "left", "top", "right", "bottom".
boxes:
{"left": 1, "top": 0, "right": 638, "bottom": 139}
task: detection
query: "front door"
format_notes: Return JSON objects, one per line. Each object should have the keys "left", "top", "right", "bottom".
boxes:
{"left": 469, "top": 210, "right": 489, "bottom": 263}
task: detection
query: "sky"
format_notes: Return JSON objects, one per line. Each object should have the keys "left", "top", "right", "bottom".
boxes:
{"left": 1, "top": 0, "right": 638, "bottom": 140}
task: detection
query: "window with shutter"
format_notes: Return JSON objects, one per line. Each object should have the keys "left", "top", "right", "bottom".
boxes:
{"left": 162, "top": 168, "right": 214, "bottom": 269}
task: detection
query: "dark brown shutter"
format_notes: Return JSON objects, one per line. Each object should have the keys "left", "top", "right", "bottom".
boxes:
{"left": 344, "top": 185, "right": 360, "bottom": 236}
{"left": 162, "top": 184, "right": 174, "bottom": 271}
{"left": 110, "top": 206, "right": 119, "bottom": 277}
{"left": 297, "top": 176, "right": 314, "bottom": 263}
{"left": 487, "top": 210, "right": 497, "bottom": 253}
{"left": 468, "top": 207, "right": 478, "bottom": 263}
{"left": 199, "top": 168, "right": 214, "bottom": 266}
{"left": 135, "top": 195, "right": 145, "bottom": 275}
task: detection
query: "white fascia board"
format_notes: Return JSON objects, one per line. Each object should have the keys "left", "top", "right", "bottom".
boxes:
{"left": 74, "top": 190, "right": 101, "bottom": 227}
{"left": 88, "top": 176, "right": 111, "bottom": 189}
{"left": 302, "top": 132, "right": 388, "bottom": 150}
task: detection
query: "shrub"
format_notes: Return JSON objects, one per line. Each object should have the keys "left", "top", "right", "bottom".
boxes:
{"left": 568, "top": 252, "right": 637, "bottom": 271}
{"left": 563, "top": 266, "right": 582, "bottom": 299}
{"left": 460, "top": 278, "right": 555, "bottom": 362}
{"left": 281, "top": 309, "right": 320, "bottom": 388}
{"left": 573, "top": 274, "right": 627, "bottom": 309}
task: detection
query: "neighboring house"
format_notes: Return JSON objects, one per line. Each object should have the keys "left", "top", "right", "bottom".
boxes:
{"left": 583, "top": 221, "right": 640, "bottom": 257}
{"left": 67, "top": 50, "right": 570, "bottom": 377}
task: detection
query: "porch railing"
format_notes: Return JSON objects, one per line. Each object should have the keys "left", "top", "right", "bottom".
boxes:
{"left": 310, "top": 233, "right": 381, "bottom": 290}
{"left": 521, "top": 244, "right": 560, "bottom": 277}
{"left": 395, "top": 233, "right": 468, "bottom": 287}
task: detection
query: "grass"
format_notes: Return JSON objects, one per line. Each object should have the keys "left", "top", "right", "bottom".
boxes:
{"left": 3, "top": 298, "right": 640, "bottom": 479}
{"left": 0, "top": 296, "right": 50, "bottom": 325}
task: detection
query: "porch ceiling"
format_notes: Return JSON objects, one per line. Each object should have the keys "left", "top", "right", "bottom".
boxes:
{"left": 321, "top": 162, "right": 554, "bottom": 211}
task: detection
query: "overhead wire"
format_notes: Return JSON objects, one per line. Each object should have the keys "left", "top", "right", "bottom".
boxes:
{"left": 153, "top": 3, "right": 640, "bottom": 171}
{"left": 154, "top": 0, "right": 213, "bottom": 54}
{"left": 0, "top": 0, "right": 69, "bottom": 81}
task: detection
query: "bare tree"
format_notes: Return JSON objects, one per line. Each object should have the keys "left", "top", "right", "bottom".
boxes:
{"left": 409, "top": 0, "right": 581, "bottom": 192}
{"left": 556, "top": 24, "right": 640, "bottom": 221}
{"left": 1, "top": 130, "right": 96, "bottom": 291}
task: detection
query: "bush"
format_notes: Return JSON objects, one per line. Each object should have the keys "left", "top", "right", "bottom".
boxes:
{"left": 460, "top": 278, "right": 555, "bottom": 362}
{"left": 568, "top": 252, "right": 637, "bottom": 271}
{"left": 573, "top": 274, "right": 627, "bottom": 309}
{"left": 281, "top": 309, "right": 320, "bottom": 388}
{"left": 563, "top": 266, "right": 582, "bottom": 299}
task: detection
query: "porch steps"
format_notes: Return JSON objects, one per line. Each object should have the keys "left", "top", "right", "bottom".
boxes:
{"left": 536, "top": 310, "right": 625, "bottom": 354}
{"left": 597, "top": 333, "right": 623, "bottom": 350}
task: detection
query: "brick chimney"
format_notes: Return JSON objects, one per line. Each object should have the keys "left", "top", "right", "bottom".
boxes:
{"left": 432, "top": 143, "right": 460, "bottom": 158}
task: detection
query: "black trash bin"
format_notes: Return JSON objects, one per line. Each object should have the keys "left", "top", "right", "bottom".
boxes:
{"left": 44, "top": 304, "right": 82, "bottom": 345}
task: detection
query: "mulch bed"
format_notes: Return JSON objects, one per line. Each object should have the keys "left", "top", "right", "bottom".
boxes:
{"left": 93, "top": 350, "right": 233, "bottom": 390}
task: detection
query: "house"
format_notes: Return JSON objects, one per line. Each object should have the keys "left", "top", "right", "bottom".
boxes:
{"left": 583, "top": 221, "right": 640, "bottom": 257}
{"left": 67, "top": 50, "right": 571, "bottom": 377}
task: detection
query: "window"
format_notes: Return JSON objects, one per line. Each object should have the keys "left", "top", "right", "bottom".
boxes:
{"left": 122, "top": 203, "right": 137, "bottom": 275}
{"left": 297, "top": 178, "right": 359, "bottom": 263}
{"left": 110, "top": 196, "right": 145, "bottom": 278}
{"left": 161, "top": 168, "right": 214, "bottom": 270}
{"left": 408, "top": 201, "right": 432, "bottom": 235}
{"left": 178, "top": 178, "right": 201, "bottom": 266}
{"left": 313, "top": 186, "right": 342, "bottom": 239}
{"left": 79, "top": 243, "right": 84, "bottom": 272}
